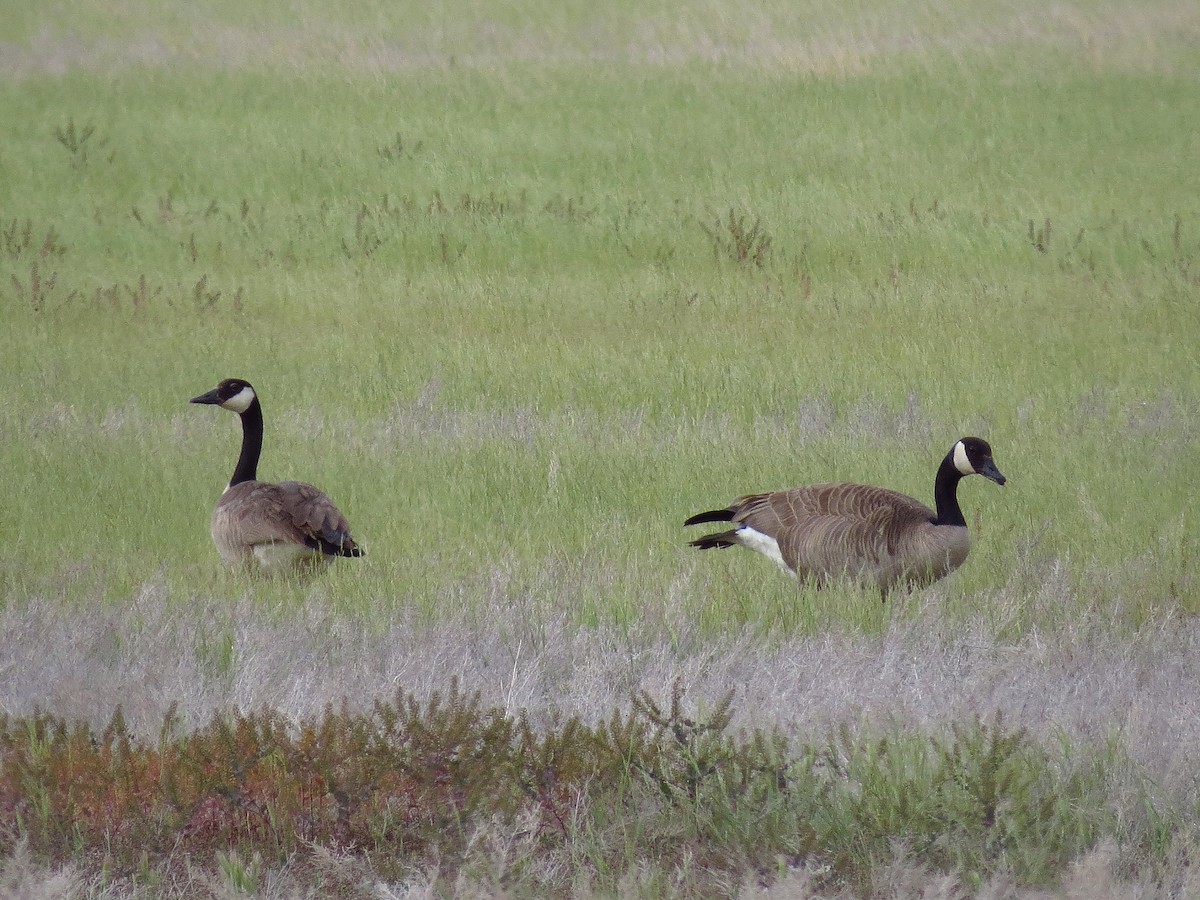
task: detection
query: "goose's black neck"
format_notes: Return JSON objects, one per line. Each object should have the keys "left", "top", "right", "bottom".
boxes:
{"left": 931, "top": 452, "right": 967, "bottom": 527}
{"left": 230, "top": 398, "right": 263, "bottom": 487}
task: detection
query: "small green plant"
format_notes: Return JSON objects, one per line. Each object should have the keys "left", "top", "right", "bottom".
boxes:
{"left": 217, "top": 849, "right": 263, "bottom": 894}
{"left": 790, "top": 717, "right": 1115, "bottom": 893}
{"left": 629, "top": 678, "right": 737, "bottom": 801}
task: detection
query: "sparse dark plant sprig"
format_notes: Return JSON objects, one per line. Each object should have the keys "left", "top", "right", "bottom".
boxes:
{"left": 1029, "top": 217, "right": 1052, "bottom": 253}
{"left": 700, "top": 207, "right": 773, "bottom": 269}
{"left": 81, "top": 274, "right": 244, "bottom": 314}
{"left": 8, "top": 262, "right": 76, "bottom": 312}
{"left": 13, "top": 273, "right": 245, "bottom": 315}
{"left": 377, "top": 132, "right": 424, "bottom": 162}
{"left": 157, "top": 192, "right": 175, "bottom": 225}
{"left": 2, "top": 220, "right": 66, "bottom": 261}
{"left": 1168, "top": 214, "right": 1200, "bottom": 286}
{"left": 190, "top": 274, "right": 218, "bottom": 311}
{"left": 544, "top": 194, "right": 596, "bottom": 222}
{"left": 129, "top": 196, "right": 263, "bottom": 235}
{"left": 1, "top": 219, "right": 33, "bottom": 260}
{"left": 457, "top": 190, "right": 526, "bottom": 220}
{"left": 439, "top": 232, "right": 466, "bottom": 265}
{"left": 172, "top": 274, "right": 243, "bottom": 313}
{"left": 53, "top": 118, "right": 93, "bottom": 154}
{"left": 53, "top": 118, "right": 110, "bottom": 166}
{"left": 619, "top": 237, "right": 676, "bottom": 267}
{"left": 125, "top": 274, "right": 162, "bottom": 311}
{"left": 341, "top": 204, "right": 384, "bottom": 259}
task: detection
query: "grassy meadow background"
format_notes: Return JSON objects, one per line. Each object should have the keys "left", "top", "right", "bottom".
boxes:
{"left": 1, "top": 0, "right": 1200, "bottom": 894}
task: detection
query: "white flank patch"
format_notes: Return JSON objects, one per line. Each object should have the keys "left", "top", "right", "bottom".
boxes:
{"left": 222, "top": 385, "right": 257, "bottom": 414}
{"left": 952, "top": 440, "right": 975, "bottom": 475}
{"left": 737, "top": 526, "right": 794, "bottom": 575}
{"left": 253, "top": 542, "right": 324, "bottom": 572}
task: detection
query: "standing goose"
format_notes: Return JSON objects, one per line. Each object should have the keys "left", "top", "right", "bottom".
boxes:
{"left": 685, "top": 437, "right": 1005, "bottom": 591}
{"left": 191, "top": 378, "right": 363, "bottom": 572}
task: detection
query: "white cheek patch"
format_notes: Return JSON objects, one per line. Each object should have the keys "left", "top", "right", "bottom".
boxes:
{"left": 221, "top": 385, "right": 256, "bottom": 414}
{"left": 737, "top": 527, "right": 794, "bottom": 575}
{"left": 952, "top": 440, "right": 976, "bottom": 475}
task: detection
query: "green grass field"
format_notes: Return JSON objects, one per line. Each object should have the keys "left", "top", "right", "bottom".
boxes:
{"left": 2, "top": 0, "right": 1199, "bottom": 894}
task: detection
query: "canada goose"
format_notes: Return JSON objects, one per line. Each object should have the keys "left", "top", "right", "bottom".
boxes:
{"left": 190, "top": 378, "right": 363, "bottom": 572}
{"left": 685, "top": 437, "right": 1005, "bottom": 591}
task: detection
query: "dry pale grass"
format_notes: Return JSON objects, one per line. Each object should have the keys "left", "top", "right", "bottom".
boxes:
{"left": 736, "top": 842, "right": 1200, "bottom": 899}
{"left": 3, "top": 563, "right": 1200, "bottom": 804}
{"left": 1, "top": 0, "right": 1197, "bottom": 79}
{"left": 0, "top": 841, "right": 79, "bottom": 900}
{"left": 3, "top": 836, "right": 1200, "bottom": 898}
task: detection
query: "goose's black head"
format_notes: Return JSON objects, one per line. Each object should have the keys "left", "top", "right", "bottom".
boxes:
{"left": 951, "top": 437, "right": 1006, "bottom": 485}
{"left": 191, "top": 378, "right": 258, "bottom": 414}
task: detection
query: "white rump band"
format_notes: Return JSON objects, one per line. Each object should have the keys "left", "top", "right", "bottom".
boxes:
{"left": 738, "top": 527, "right": 793, "bottom": 575}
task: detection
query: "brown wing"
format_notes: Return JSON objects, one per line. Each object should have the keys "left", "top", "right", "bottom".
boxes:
{"left": 276, "top": 481, "right": 361, "bottom": 555}
{"left": 214, "top": 481, "right": 361, "bottom": 559}
{"left": 732, "top": 484, "right": 933, "bottom": 536}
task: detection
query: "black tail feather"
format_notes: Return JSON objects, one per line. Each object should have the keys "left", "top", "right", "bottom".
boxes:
{"left": 683, "top": 507, "right": 736, "bottom": 527}
{"left": 687, "top": 530, "right": 740, "bottom": 550}
{"left": 310, "top": 536, "right": 365, "bottom": 557}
